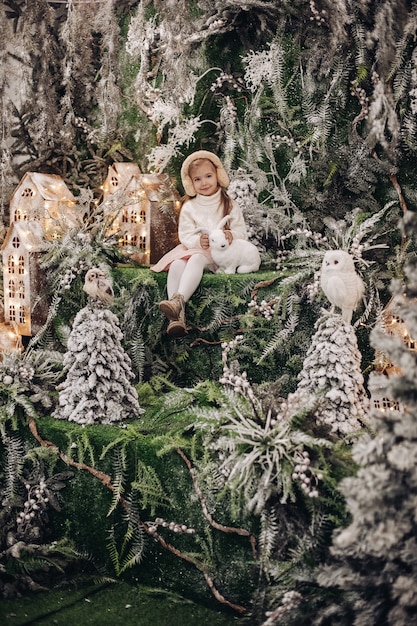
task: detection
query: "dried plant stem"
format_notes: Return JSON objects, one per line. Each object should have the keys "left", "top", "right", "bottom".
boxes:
{"left": 251, "top": 276, "right": 281, "bottom": 300}
{"left": 27, "top": 416, "right": 247, "bottom": 615}
{"left": 188, "top": 337, "right": 223, "bottom": 347}
{"left": 389, "top": 172, "right": 408, "bottom": 216}
{"left": 176, "top": 448, "right": 258, "bottom": 558}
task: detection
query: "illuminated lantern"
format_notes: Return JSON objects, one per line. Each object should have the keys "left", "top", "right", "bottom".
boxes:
{"left": 0, "top": 323, "right": 23, "bottom": 356}
{"left": 1, "top": 221, "right": 49, "bottom": 336}
{"left": 379, "top": 293, "right": 417, "bottom": 363}
{"left": 370, "top": 293, "right": 416, "bottom": 413}
{"left": 9, "top": 172, "right": 76, "bottom": 238}
{"left": 101, "top": 163, "right": 180, "bottom": 265}
{"left": 368, "top": 371, "right": 403, "bottom": 414}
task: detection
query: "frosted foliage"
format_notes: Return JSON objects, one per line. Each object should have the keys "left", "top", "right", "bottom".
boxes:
{"left": 146, "top": 116, "right": 203, "bottom": 172}
{"left": 314, "top": 214, "right": 417, "bottom": 625}
{"left": 54, "top": 304, "right": 144, "bottom": 425}
{"left": 365, "top": 78, "right": 400, "bottom": 155}
{"left": 289, "top": 313, "right": 368, "bottom": 436}
{"left": 91, "top": 0, "right": 121, "bottom": 139}
{"left": 149, "top": 100, "right": 181, "bottom": 130}
{"left": 409, "top": 49, "right": 417, "bottom": 115}
{"left": 227, "top": 171, "right": 265, "bottom": 243}
{"left": 59, "top": 2, "right": 93, "bottom": 145}
{"left": 127, "top": 2, "right": 200, "bottom": 113}
{"left": 243, "top": 42, "right": 284, "bottom": 92}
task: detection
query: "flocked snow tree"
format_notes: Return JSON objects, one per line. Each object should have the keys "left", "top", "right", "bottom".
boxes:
{"left": 288, "top": 313, "right": 369, "bottom": 437}
{"left": 54, "top": 268, "right": 143, "bottom": 425}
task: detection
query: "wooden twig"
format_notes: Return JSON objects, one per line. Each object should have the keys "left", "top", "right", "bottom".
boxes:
{"left": 389, "top": 172, "right": 408, "bottom": 216}
{"left": 176, "top": 448, "right": 258, "bottom": 559}
{"left": 251, "top": 276, "right": 281, "bottom": 300}
{"left": 188, "top": 337, "right": 223, "bottom": 347}
{"left": 27, "top": 416, "right": 247, "bottom": 615}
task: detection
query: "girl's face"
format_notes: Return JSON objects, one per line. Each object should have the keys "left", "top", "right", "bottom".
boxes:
{"left": 190, "top": 160, "right": 218, "bottom": 196}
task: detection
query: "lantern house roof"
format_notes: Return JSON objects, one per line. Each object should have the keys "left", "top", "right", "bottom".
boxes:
{"left": 14, "top": 172, "right": 76, "bottom": 202}
{"left": 103, "top": 164, "right": 177, "bottom": 201}
{"left": 105, "top": 163, "right": 142, "bottom": 190}
{"left": 2, "top": 221, "right": 50, "bottom": 253}
{"left": 9, "top": 172, "right": 76, "bottom": 224}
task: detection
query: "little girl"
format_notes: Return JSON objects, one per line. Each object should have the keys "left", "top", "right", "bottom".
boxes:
{"left": 151, "top": 150, "right": 248, "bottom": 337}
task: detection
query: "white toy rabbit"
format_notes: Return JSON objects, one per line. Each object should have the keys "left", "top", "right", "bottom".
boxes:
{"left": 203, "top": 216, "right": 261, "bottom": 274}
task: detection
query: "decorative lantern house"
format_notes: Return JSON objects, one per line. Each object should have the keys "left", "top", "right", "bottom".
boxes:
{"left": 9, "top": 172, "right": 76, "bottom": 238}
{"left": 368, "top": 371, "right": 403, "bottom": 414}
{"left": 2, "top": 221, "right": 50, "bottom": 337}
{"left": 378, "top": 293, "right": 417, "bottom": 360}
{"left": 101, "top": 163, "right": 180, "bottom": 265}
{"left": 370, "top": 293, "right": 416, "bottom": 413}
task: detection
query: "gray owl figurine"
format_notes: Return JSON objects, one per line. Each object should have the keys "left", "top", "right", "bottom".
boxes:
{"left": 83, "top": 268, "right": 114, "bottom": 305}
{"left": 320, "top": 250, "right": 365, "bottom": 324}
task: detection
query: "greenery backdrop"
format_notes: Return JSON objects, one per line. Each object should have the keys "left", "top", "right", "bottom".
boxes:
{"left": 1, "top": 2, "right": 417, "bottom": 625}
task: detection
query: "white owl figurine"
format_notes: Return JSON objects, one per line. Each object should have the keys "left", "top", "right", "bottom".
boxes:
{"left": 83, "top": 268, "right": 114, "bottom": 305}
{"left": 320, "top": 250, "right": 365, "bottom": 324}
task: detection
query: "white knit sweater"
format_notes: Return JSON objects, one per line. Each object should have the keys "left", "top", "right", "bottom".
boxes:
{"left": 178, "top": 189, "right": 248, "bottom": 250}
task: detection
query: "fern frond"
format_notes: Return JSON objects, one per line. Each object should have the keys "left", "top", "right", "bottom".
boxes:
{"left": 107, "top": 446, "right": 127, "bottom": 517}
{"left": 258, "top": 312, "right": 299, "bottom": 364}
{"left": 129, "top": 328, "right": 146, "bottom": 381}
{"left": 131, "top": 459, "right": 169, "bottom": 515}
{"left": 4, "top": 433, "right": 25, "bottom": 500}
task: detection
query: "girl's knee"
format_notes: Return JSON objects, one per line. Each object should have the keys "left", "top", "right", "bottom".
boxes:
{"left": 188, "top": 254, "right": 209, "bottom": 269}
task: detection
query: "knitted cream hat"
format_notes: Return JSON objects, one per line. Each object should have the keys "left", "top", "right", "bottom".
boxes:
{"left": 181, "top": 150, "right": 230, "bottom": 196}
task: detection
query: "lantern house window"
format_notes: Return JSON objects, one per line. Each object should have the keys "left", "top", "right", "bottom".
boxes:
{"left": 119, "top": 233, "right": 137, "bottom": 248}
{"left": 8, "top": 279, "right": 15, "bottom": 298}
{"left": 121, "top": 211, "right": 129, "bottom": 223}
{"left": 140, "top": 209, "right": 146, "bottom": 223}
{"left": 9, "top": 305, "right": 16, "bottom": 321}
{"left": 18, "top": 308, "right": 26, "bottom": 324}
{"left": 18, "top": 280, "right": 25, "bottom": 298}
{"left": 110, "top": 175, "right": 119, "bottom": 190}
{"left": 14, "top": 209, "right": 28, "bottom": 221}
{"left": 8, "top": 255, "right": 15, "bottom": 273}
{"left": 12, "top": 236, "right": 20, "bottom": 249}
{"left": 139, "top": 235, "right": 146, "bottom": 250}
{"left": 18, "top": 256, "right": 25, "bottom": 275}
{"left": 373, "top": 397, "right": 400, "bottom": 412}
{"left": 21, "top": 187, "right": 34, "bottom": 198}
{"left": 131, "top": 210, "right": 138, "bottom": 223}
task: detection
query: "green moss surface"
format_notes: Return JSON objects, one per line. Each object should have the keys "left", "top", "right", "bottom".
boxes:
{"left": 28, "top": 415, "right": 257, "bottom": 611}
{"left": 0, "top": 582, "right": 239, "bottom": 625}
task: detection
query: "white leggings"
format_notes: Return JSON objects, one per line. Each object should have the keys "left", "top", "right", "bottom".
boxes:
{"left": 167, "top": 254, "right": 211, "bottom": 302}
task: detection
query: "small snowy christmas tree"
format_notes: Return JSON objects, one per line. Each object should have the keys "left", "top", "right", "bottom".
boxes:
{"left": 289, "top": 312, "right": 369, "bottom": 437}
{"left": 312, "top": 212, "right": 417, "bottom": 625}
{"left": 54, "top": 269, "right": 144, "bottom": 425}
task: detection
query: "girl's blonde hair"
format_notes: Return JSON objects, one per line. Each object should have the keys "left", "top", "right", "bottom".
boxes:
{"left": 183, "top": 158, "right": 233, "bottom": 219}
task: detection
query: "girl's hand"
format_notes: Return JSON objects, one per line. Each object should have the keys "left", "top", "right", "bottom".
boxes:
{"left": 200, "top": 233, "right": 210, "bottom": 249}
{"left": 224, "top": 230, "right": 233, "bottom": 244}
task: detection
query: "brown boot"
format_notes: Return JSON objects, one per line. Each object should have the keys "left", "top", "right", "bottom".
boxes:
{"left": 159, "top": 293, "right": 187, "bottom": 336}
